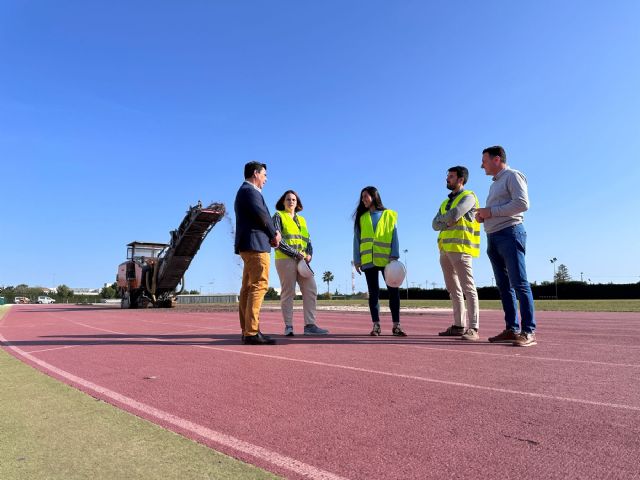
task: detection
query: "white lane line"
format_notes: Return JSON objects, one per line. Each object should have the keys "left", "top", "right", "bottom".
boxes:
{"left": 51, "top": 317, "right": 125, "bottom": 335}
{"left": 9, "top": 314, "right": 640, "bottom": 411}
{"left": 192, "top": 345, "right": 640, "bottom": 412}
{"left": 543, "top": 341, "right": 640, "bottom": 349}
{"left": 40, "top": 314, "right": 640, "bottom": 367}
{"left": 0, "top": 334, "right": 348, "bottom": 480}
{"left": 395, "top": 344, "right": 640, "bottom": 368}
{"left": 27, "top": 345, "right": 78, "bottom": 354}
{"left": 124, "top": 317, "right": 238, "bottom": 331}
{"left": 61, "top": 317, "right": 239, "bottom": 337}
{"left": 522, "top": 331, "right": 640, "bottom": 338}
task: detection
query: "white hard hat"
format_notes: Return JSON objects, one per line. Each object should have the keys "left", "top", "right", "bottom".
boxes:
{"left": 384, "top": 260, "right": 406, "bottom": 288}
{"left": 297, "top": 259, "right": 314, "bottom": 278}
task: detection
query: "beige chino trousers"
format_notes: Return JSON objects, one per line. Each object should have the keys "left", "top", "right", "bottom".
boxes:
{"left": 275, "top": 257, "right": 317, "bottom": 327}
{"left": 439, "top": 250, "right": 479, "bottom": 330}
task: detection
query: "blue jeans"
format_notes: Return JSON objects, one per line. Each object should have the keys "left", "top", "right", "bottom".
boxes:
{"left": 486, "top": 224, "right": 536, "bottom": 334}
{"left": 364, "top": 266, "right": 400, "bottom": 323}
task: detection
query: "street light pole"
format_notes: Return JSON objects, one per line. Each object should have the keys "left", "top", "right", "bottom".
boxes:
{"left": 550, "top": 257, "right": 558, "bottom": 299}
{"left": 403, "top": 249, "right": 409, "bottom": 300}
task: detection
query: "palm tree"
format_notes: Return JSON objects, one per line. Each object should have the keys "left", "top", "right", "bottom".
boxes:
{"left": 322, "top": 271, "right": 334, "bottom": 294}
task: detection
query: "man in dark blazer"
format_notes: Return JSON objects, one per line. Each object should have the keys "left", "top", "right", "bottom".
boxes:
{"left": 235, "top": 161, "right": 281, "bottom": 345}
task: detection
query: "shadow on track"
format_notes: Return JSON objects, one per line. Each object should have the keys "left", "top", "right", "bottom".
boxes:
{"left": 4, "top": 333, "right": 511, "bottom": 348}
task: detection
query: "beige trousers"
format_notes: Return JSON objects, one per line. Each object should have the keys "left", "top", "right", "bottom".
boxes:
{"left": 275, "top": 257, "right": 317, "bottom": 326}
{"left": 439, "top": 250, "right": 479, "bottom": 329}
{"left": 239, "top": 251, "right": 270, "bottom": 336}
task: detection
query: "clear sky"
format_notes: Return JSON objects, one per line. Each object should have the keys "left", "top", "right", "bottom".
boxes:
{"left": 1, "top": 1, "right": 639, "bottom": 294}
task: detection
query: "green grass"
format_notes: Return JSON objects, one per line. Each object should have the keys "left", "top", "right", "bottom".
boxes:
{"left": 177, "top": 299, "right": 640, "bottom": 312}
{"left": 310, "top": 299, "right": 640, "bottom": 312}
{"left": 0, "top": 307, "right": 279, "bottom": 480}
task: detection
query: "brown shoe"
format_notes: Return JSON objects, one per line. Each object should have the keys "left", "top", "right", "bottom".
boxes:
{"left": 488, "top": 329, "right": 520, "bottom": 343}
{"left": 439, "top": 325, "right": 465, "bottom": 336}
{"left": 461, "top": 328, "right": 479, "bottom": 341}
{"left": 512, "top": 332, "right": 537, "bottom": 347}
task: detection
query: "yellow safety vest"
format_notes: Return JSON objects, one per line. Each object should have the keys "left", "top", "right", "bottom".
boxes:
{"left": 437, "top": 190, "right": 480, "bottom": 257}
{"left": 275, "top": 211, "right": 310, "bottom": 260}
{"left": 359, "top": 209, "right": 398, "bottom": 268}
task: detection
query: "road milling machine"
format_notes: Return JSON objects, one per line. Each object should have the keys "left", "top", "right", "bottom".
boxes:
{"left": 116, "top": 201, "right": 225, "bottom": 308}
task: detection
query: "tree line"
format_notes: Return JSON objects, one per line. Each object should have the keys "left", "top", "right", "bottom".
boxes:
{"left": 1, "top": 284, "right": 77, "bottom": 303}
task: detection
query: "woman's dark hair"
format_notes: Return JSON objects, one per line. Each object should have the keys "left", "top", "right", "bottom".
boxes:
{"left": 353, "top": 186, "right": 385, "bottom": 230}
{"left": 275, "top": 190, "right": 303, "bottom": 212}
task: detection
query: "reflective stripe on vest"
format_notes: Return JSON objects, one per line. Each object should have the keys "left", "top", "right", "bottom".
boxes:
{"left": 359, "top": 209, "right": 398, "bottom": 268}
{"left": 275, "top": 211, "right": 310, "bottom": 260}
{"left": 437, "top": 190, "right": 481, "bottom": 257}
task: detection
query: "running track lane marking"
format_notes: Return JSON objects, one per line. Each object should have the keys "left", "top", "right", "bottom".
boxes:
{"left": 49, "top": 315, "right": 640, "bottom": 369}
{"left": 0, "top": 334, "right": 349, "bottom": 480}
{"left": 193, "top": 346, "right": 640, "bottom": 412}
{"left": 395, "top": 344, "right": 640, "bottom": 368}
{"left": 7, "top": 315, "right": 640, "bottom": 411}
{"left": 42, "top": 310, "right": 640, "bottom": 350}
{"left": 27, "top": 345, "right": 78, "bottom": 354}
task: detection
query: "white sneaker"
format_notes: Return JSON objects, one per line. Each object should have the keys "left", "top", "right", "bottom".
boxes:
{"left": 284, "top": 325, "right": 294, "bottom": 336}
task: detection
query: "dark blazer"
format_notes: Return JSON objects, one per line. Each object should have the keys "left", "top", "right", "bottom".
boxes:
{"left": 234, "top": 182, "right": 278, "bottom": 254}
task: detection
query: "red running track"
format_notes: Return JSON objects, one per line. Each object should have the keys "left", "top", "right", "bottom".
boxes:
{"left": 2, "top": 305, "right": 640, "bottom": 479}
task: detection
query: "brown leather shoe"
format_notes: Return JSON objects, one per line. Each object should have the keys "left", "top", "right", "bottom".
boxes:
{"left": 512, "top": 332, "right": 537, "bottom": 347}
{"left": 439, "top": 325, "right": 465, "bottom": 336}
{"left": 488, "top": 329, "right": 520, "bottom": 343}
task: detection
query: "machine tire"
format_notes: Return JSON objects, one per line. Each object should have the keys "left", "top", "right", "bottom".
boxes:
{"left": 121, "top": 293, "right": 130, "bottom": 309}
{"left": 138, "top": 297, "right": 152, "bottom": 309}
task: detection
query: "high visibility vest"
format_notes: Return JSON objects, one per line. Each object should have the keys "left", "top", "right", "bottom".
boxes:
{"left": 275, "top": 211, "right": 310, "bottom": 260}
{"left": 437, "top": 190, "right": 481, "bottom": 257}
{"left": 359, "top": 209, "right": 397, "bottom": 268}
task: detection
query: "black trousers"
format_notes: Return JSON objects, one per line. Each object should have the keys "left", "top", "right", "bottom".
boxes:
{"left": 364, "top": 266, "right": 400, "bottom": 323}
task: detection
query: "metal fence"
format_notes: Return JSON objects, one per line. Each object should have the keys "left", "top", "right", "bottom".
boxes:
{"left": 177, "top": 294, "right": 239, "bottom": 304}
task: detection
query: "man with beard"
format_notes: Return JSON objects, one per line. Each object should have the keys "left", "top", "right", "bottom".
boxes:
{"left": 432, "top": 166, "right": 481, "bottom": 341}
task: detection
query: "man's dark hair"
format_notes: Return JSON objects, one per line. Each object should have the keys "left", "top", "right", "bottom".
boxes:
{"left": 448, "top": 166, "right": 469, "bottom": 185}
{"left": 275, "top": 190, "right": 303, "bottom": 212}
{"left": 482, "top": 146, "right": 507, "bottom": 163}
{"left": 244, "top": 161, "right": 267, "bottom": 179}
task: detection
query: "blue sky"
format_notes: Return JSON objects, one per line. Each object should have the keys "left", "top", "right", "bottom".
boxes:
{"left": 1, "top": 1, "right": 639, "bottom": 293}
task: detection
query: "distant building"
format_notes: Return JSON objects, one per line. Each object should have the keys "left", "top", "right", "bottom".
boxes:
{"left": 72, "top": 288, "right": 100, "bottom": 296}
{"left": 273, "top": 286, "right": 301, "bottom": 296}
